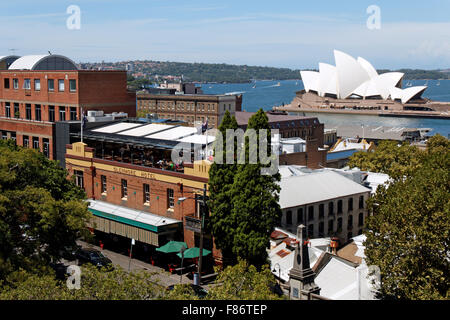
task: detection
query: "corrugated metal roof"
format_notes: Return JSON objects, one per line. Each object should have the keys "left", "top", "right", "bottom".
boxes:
{"left": 279, "top": 171, "right": 370, "bottom": 209}
{"left": 88, "top": 199, "right": 181, "bottom": 232}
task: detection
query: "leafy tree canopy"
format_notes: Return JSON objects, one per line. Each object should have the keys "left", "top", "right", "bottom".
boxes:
{"left": 0, "top": 140, "right": 91, "bottom": 280}
{"left": 363, "top": 135, "right": 450, "bottom": 299}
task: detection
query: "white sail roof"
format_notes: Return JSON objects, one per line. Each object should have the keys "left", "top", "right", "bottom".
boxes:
{"left": 334, "top": 50, "right": 371, "bottom": 99}
{"left": 300, "top": 50, "right": 427, "bottom": 103}
{"left": 299, "top": 70, "right": 320, "bottom": 93}
{"left": 319, "top": 63, "right": 337, "bottom": 96}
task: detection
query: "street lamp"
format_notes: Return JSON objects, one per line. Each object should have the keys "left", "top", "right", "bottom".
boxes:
{"left": 178, "top": 184, "right": 207, "bottom": 285}
{"left": 272, "top": 263, "right": 281, "bottom": 285}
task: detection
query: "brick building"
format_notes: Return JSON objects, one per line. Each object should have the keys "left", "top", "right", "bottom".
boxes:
{"left": 0, "top": 54, "right": 136, "bottom": 159}
{"left": 136, "top": 92, "right": 242, "bottom": 129}
{"left": 236, "top": 111, "right": 327, "bottom": 169}
{"left": 64, "top": 121, "right": 220, "bottom": 263}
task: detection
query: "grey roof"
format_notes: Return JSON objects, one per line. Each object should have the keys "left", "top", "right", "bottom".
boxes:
{"left": 324, "top": 124, "right": 427, "bottom": 141}
{"left": 8, "top": 54, "right": 78, "bottom": 70}
{"left": 279, "top": 170, "right": 370, "bottom": 209}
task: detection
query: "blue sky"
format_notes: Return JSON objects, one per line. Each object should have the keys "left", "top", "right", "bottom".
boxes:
{"left": 1, "top": 0, "right": 449, "bottom": 69}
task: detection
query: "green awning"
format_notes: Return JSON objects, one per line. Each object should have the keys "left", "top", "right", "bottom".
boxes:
{"left": 156, "top": 241, "right": 187, "bottom": 253}
{"left": 177, "top": 247, "right": 211, "bottom": 259}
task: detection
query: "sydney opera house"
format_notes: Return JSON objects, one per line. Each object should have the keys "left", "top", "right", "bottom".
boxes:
{"left": 288, "top": 50, "right": 449, "bottom": 115}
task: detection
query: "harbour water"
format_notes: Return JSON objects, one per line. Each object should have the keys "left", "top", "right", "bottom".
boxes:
{"left": 200, "top": 79, "right": 450, "bottom": 137}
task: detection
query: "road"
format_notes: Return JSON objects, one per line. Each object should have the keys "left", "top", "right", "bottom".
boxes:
{"left": 61, "top": 240, "right": 195, "bottom": 288}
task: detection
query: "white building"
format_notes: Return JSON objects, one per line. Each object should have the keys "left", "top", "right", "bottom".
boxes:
{"left": 300, "top": 50, "right": 427, "bottom": 103}
{"left": 278, "top": 168, "right": 371, "bottom": 242}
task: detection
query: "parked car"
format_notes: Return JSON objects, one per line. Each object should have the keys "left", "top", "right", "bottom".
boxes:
{"left": 166, "top": 284, "right": 208, "bottom": 299}
{"left": 60, "top": 244, "right": 82, "bottom": 261}
{"left": 75, "top": 248, "right": 113, "bottom": 268}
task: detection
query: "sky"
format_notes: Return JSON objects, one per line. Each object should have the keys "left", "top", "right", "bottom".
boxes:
{"left": 1, "top": 0, "right": 450, "bottom": 70}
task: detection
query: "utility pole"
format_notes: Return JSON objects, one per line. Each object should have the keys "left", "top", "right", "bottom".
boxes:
{"left": 128, "top": 238, "right": 135, "bottom": 272}
{"left": 197, "top": 184, "right": 207, "bottom": 285}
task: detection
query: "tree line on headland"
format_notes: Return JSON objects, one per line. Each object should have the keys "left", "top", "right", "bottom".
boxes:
{"left": 79, "top": 60, "right": 450, "bottom": 84}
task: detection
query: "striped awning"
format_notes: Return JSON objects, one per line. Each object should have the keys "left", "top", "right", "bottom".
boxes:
{"left": 87, "top": 199, "right": 182, "bottom": 246}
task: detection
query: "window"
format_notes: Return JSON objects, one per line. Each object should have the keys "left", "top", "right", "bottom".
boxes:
{"left": 337, "top": 217, "right": 343, "bottom": 231}
{"left": 348, "top": 198, "right": 353, "bottom": 211}
{"left": 70, "top": 107, "right": 77, "bottom": 121}
{"left": 308, "top": 206, "right": 314, "bottom": 221}
{"left": 101, "top": 175, "right": 107, "bottom": 194}
{"left": 358, "top": 213, "right": 364, "bottom": 227}
{"left": 121, "top": 179, "right": 128, "bottom": 198}
{"left": 286, "top": 210, "right": 292, "bottom": 225}
{"left": 69, "top": 79, "right": 76, "bottom": 92}
{"left": 328, "top": 202, "right": 334, "bottom": 215}
{"left": 167, "top": 188, "right": 174, "bottom": 208}
{"left": 74, "top": 170, "right": 84, "bottom": 188}
{"left": 48, "top": 106, "right": 55, "bottom": 122}
{"left": 23, "top": 79, "right": 31, "bottom": 90}
{"left": 308, "top": 224, "right": 314, "bottom": 237}
{"left": 348, "top": 215, "right": 353, "bottom": 230}
{"left": 347, "top": 232, "right": 353, "bottom": 242}
{"left": 43, "top": 138, "right": 49, "bottom": 158}
{"left": 337, "top": 200, "right": 343, "bottom": 214}
{"left": 319, "top": 204, "right": 324, "bottom": 218}
{"left": 58, "top": 80, "right": 65, "bottom": 92}
{"left": 328, "top": 220, "right": 334, "bottom": 233}
{"left": 14, "top": 103, "right": 19, "bottom": 118}
{"left": 319, "top": 222, "right": 324, "bottom": 236}
{"left": 35, "top": 105, "right": 41, "bottom": 121}
{"left": 297, "top": 208, "right": 304, "bottom": 224}
{"left": 48, "top": 79, "right": 54, "bottom": 91}
{"left": 359, "top": 195, "right": 364, "bottom": 209}
{"left": 26, "top": 104, "right": 32, "bottom": 120}
{"left": 59, "top": 107, "right": 66, "bottom": 121}
{"left": 34, "top": 79, "right": 41, "bottom": 91}
{"left": 13, "top": 78, "right": 18, "bottom": 89}
{"left": 5, "top": 102, "right": 11, "bottom": 118}
{"left": 23, "top": 135, "right": 29, "bottom": 148}
{"left": 4, "top": 78, "right": 10, "bottom": 89}
{"left": 32, "top": 137, "right": 39, "bottom": 150}
{"left": 143, "top": 184, "right": 150, "bottom": 204}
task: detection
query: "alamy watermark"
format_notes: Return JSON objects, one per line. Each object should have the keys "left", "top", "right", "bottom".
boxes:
{"left": 366, "top": 5, "right": 381, "bottom": 30}
{"left": 171, "top": 129, "right": 280, "bottom": 176}
{"left": 66, "top": 5, "right": 81, "bottom": 30}
{"left": 66, "top": 265, "right": 81, "bottom": 290}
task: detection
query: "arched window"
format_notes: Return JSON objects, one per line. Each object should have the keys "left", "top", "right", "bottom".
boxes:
{"left": 286, "top": 210, "right": 292, "bottom": 225}
{"left": 297, "top": 208, "right": 304, "bottom": 224}
{"left": 348, "top": 215, "right": 353, "bottom": 230}
{"left": 358, "top": 213, "right": 364, "bottom": 226}
{"left": 359, "top": 195, "right": 364, "bottom": 209}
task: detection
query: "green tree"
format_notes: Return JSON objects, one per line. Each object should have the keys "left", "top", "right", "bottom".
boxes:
{"left": 0, "top": 265, "right": 165, "bottom": 300}
{"left": 363, "top": 136, "right": 450, "bottom": 299}
{"left": 206, "top": 259, "right": 282, "bottom": 300}
{"left": 208, "top": 110, "right": 239, "bottom": 266}
{"left": 229, "top": 109, "right": 282, "bottom": 268}
{"left": 0, "top": 141, "right": 92, "bottom": 280}
{"left": 348, "top": 140, "right": 422, "bottom": 179}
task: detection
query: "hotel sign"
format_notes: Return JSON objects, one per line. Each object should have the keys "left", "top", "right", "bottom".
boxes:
{"left": 113, "top": 166, "right": 156, "bottom": 179}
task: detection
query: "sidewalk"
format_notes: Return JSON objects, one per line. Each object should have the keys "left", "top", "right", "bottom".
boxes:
{"left": 74, "top": 240, "right": 193, "bottom": 288}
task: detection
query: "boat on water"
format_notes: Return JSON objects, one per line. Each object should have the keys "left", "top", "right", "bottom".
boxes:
{"left": 436, "top": 80, "right": 440, "bottom": 86}
{"left": 274, "top": 82, "right": 281, "bottom": 87}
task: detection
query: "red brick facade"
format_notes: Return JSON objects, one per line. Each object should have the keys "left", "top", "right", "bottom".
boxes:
{"left": 65, "top": 143, "right": 221, "bottom": 262}
{"left": 0, "top": 70, "right": 136, "bottom": 159}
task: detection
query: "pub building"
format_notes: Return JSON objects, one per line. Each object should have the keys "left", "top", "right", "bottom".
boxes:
{"left": 64, "top": 119, "right": 219, "bottom": 270}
